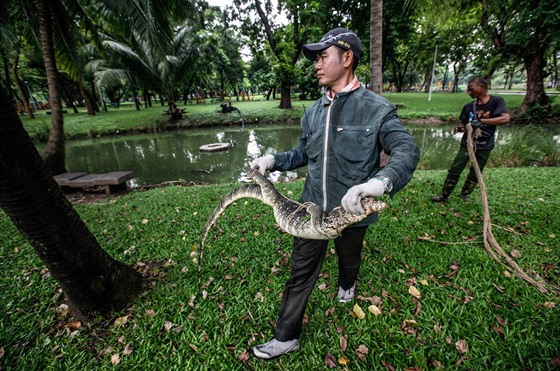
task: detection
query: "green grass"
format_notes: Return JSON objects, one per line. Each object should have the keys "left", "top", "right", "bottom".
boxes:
{"left": 20, "top": 92, "right": 528, "bottom": 142}
{"left": 1, "top": 167, "right": 559, "bottom": 370}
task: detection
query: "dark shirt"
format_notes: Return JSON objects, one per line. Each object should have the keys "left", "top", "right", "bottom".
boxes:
{"left": 459, "top": 95, "right": 509, "bottom": 151}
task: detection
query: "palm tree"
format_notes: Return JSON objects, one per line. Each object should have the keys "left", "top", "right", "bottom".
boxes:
{"left": 0, "top": 82, "right": 143, "bottom": 321}
{"left": 101, "top": 24, "right": 199, "bottom": 119}
{"left": 370, "top": 0, "right": 383, "bottom": 94}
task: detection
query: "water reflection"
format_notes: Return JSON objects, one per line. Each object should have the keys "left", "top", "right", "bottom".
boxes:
{"left": 56, "top": 123, "right": 559, "bottom": 186}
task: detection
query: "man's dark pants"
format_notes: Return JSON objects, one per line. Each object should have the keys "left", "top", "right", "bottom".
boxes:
{"left": 274, "top": 226, "right": 368, "bottom": 341}
{"left": 448, "top": 146, "right": 491, "bottom": 183}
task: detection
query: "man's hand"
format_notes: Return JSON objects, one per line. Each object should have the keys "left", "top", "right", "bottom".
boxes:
{"left": 250, "top": 154, "right": 275, "bottom": 175}
{"left": 341, "top": 179, "right": 385, "bottom": 215}
{"left": 468, "top": 119, "right": 482, "bottom": 129}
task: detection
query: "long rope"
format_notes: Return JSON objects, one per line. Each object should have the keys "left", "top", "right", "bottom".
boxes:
{"left": 466, "top": 125, "right": 558, "bottom": 295}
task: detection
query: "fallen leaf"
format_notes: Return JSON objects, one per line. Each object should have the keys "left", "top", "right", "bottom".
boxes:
{"left": 163, "top": 321, "right": 173, "bottom": 331}
{"left": 65, "top": 321, "right": 82, "bottom": 331}
{"left": 431, "top": 359, "right": 444, "bottom": 368}
{"left": 111, "top": 353, "right": 120, "bottom": 365}
{"left": 318, "top": 283, "right": 327, "bottom": 290}
{"left": 455, "top": 339, "right": 468, "bottom": 354}
{"left": 510, "top": 249, "right": 521, "bottom": 258}
{"left": 543, "top": 302, "right": 556, "bottom": 309}
{"left": 123, "top": 343, "right": 133, "bottom": 356}
{"left": 408, "top": 286, "right": 422, "bottom": 299}
{"left": 353, "top": 303, "right": 366, "bottom": 319}
{"left": 324, "top": 353, "right": 337, "bottom": 368}
{"left": 188, "top": 295, "right": 196, "bottom": 308}
{"left": 141, "top": 218, "right": 149, "bottom": 224}
{"left": 146, "top": 309, "right": 155, "bottom": 317}
{"left": 419, "top": 279, "right": 429, "bottom": 286}
{"left": 338, "top": 356, "right": 349, "bottom": 365}
{"left": 382, "top": 360, "right": 397, "bottom": 370}
{"left": 340, "top": 335, "right": 347, "bottom": 352}
{"left": 493, "top": 326, "right": 505, "bottom": 336}
{"left": 368, "top": 304, "right": 382, "bottom": 315}
{"left": 114, "top": 316, "right": 128, "bottom": 328}
{"left": 356, "top": 344, "right": 369, "bottom": 361}
{"left": 238, "top": 349, "right": 250, "bottom": 362}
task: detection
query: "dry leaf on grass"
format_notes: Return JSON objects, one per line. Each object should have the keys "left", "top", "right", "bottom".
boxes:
{"left": 238, "top": 349, "right": 250, "bottom": 362}
{"left": 338, "top": 356, "right": 349, "bottom": 365}
{"left": 114, "top": 316, "right": 128, "bottom": 328}
{"left": 455, "top": 339, "right": 468, "bottom": 354}
{"left": 356, "top": 344, "right": 369, "bottom": 361}
{"left": 324, "top": 353, "right": 337, "bottom": 368}
{"left": 111, "top": 354, "right": 120, "bottom": 365}
{"left": 353, "top": 303, "right": 366, "bottom": 319}
{"left": 408, "top": 286, "right": 422, "bottom": 299}
{"left": 368, "top": 304, "right": 382, "bottom": 315}
{"left": 340, "top": 335, "right": 347, "bottom": 352}
{"left": 123, "top": 343, "right": 133, "bottom": 356}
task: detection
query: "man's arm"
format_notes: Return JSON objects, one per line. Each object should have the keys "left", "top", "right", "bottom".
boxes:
{"left": 481, "top": 112, "right": 510, "bottom": 126}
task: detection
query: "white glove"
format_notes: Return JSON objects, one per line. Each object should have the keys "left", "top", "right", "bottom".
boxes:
{"left": 341, "top": 179, "right": 385, "bottom": 215}
{"left": 250, "top": 154, "right": 275, "bottom": 175}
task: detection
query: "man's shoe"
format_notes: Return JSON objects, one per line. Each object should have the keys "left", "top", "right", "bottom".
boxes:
{"left": 338, "top": 284, "right": 355, "bottom": 303}
{"left": 431, "top": 194, "right": 447, "bottom": 202}
{"left": 252, "top": 338, "right": 300, "bottom": 360}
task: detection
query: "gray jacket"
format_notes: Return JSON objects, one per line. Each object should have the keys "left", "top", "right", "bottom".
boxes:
{"left": 272, "top": 85, "right": 420, "bottom": 226}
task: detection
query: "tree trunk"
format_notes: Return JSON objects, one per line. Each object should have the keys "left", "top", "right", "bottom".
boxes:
{"left": 279, "top": 81, "right": 292, "bottom": 109}
{"left": 0, "top": 83, "right": 143, "bottom": 322}
{"left": 11, "top": 52, "right": 35, "bottom": 119}
{"left": 370, "top": 0, "right": 383, "bottom": 95}
{"left": 520, "top": 53, "right": 549, "bottom": 112}
{"left": 37, "top": 0, "right": 66, "bottom": 175}
{"left": 79, "top": 83, "right": 96, "bottom": 115}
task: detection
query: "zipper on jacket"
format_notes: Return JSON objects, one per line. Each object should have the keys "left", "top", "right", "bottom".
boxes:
{"left": 322, "top": 102, "right": 333, "bottom": 210}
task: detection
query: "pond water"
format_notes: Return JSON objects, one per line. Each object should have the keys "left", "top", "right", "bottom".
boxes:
{"left": 56, "top": 123, "right": 560, "bottom": 187}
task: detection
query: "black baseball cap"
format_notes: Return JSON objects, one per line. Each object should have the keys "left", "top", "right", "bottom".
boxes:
{"left": 302, "top": 27, "right": 363, "bottom": 61}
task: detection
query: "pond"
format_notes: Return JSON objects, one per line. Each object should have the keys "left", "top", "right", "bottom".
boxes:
{"left": 56, "top": 123, "right": 560, "bottom": 187}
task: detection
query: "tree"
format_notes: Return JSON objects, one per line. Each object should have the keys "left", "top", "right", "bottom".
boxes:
{"left": 235, "top": 0, "right": 317, "bottom": 109}
{"left": 370, "top": 0, "right": 383, "bottom": 94}
{"left": 481, "top": 0, "right": 560, "bottom": 112}
{"left": 0, "top": 82, "right": 143, "bottom": 321}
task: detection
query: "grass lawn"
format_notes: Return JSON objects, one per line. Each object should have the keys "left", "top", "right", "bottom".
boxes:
{"left": 20, "top": 92, "right": 530, "bottom": 142}
{"left": 1, "top": 167, "right": 559, "bottom": 369}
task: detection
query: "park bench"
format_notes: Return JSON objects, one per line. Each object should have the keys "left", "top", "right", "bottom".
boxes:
{"left": 53, "top": 171, "right": 135, "bottom": 195}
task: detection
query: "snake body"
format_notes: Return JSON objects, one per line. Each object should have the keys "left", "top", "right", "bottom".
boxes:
{"left": 200, "top": 169, "right": 387, "bottom": 263}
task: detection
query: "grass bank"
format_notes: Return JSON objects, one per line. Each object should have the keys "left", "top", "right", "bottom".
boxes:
{"left": 21, "top": 92, "right": 529, "bottom": 142}
{"left": 1, "top": 167, "right": 559, "bottom": 369}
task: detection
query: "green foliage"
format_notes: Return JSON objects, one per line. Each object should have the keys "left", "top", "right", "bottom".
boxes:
{"left": 1, "top": 168, "right": 559, "bottom": 369}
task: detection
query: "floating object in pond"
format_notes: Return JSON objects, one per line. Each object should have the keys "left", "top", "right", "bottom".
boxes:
{"left": 199, "top": 143, "right": 230, "bottom": 152}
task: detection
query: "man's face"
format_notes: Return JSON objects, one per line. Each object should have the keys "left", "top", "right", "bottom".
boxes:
{"left": 314, "top": 46, "right": 349, "bottom": 88}
{"left": 467, "top": 82, "right": 484, "bottom": 99}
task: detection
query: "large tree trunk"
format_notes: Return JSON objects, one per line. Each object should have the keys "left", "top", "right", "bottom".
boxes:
{"left": 37, "top": 0, "right": 66, "bottom": 175}
{"left": 279, "top": 81, "right": 292, "bottom": 109}
{"left": 370, "top": 0, "right": 383, "bottom": 95}
{"left": 0, "top": 83, "right": 143, "bottom": 321}
{"left": 520, "top": 53, "right": 549, "bottom": 112}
